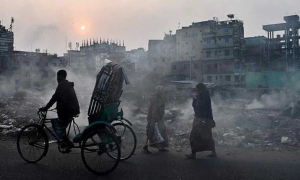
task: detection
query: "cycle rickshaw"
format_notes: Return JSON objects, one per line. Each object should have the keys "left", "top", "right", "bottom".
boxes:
{"left": 17, "top": 62, "right": 137, "bottom": 175}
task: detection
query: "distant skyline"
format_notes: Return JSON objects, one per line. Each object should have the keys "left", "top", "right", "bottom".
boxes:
{"left": 0, "top": 0, "right": 299, "bottom": 55}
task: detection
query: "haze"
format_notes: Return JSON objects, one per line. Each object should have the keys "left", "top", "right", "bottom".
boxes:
{"left": 0, "top": 0, "right": 299, "bottom": 55}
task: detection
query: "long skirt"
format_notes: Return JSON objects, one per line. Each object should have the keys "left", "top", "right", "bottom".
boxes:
{"left": 190, "top": 116, "right": 215, "bottom": 153}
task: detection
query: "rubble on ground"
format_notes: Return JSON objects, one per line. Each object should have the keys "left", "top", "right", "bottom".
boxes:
{"left": 0, "top": 96, "right": 43, "bottom": 136}
{"left": 129, "top": 98, "right": 300, "bottom": 148}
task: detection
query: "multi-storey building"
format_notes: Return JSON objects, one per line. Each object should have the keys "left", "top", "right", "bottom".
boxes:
{"left": 176, "top": 18, "right": 245, "bottom": 86}
{"left": 126, "top": 48, "right": 148, "bottom": 72}
{"left": 0, "top": 23, "right": 14, "bottom": 55}
{"left": 63, "top": 39, "right": 134, "bottom": 77}
{"left": 170, "top": 60, "right": 203, "bottom": 81}
{"left": 148, "top": 33, "right": 176, "bottom": 76}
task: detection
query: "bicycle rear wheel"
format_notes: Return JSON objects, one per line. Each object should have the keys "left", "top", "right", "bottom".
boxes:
{"left": 81, "top": 129, "right": 120, "bottom": 175}
{"left": 17, "top": 124, "right": 49, "bottom": 163}
{"left": 107, "top": 123, "right": 137, "bottom": 161}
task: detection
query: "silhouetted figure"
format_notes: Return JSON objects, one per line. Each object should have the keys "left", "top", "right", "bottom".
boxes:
{"left": 186, "top": 83, "right": 216, "bottom": 159}
{"left": 143, "top": 86, "right": 169, "bottom": 153}
{"left": 40, "top": 70, "right": 80, "bottom": 152}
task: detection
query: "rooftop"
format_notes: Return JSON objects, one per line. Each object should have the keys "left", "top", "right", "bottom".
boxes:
{"left": 263, "top": 15, "right": 300, "bottom": 31}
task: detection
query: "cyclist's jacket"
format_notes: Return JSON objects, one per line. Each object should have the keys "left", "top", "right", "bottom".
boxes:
{"left": 45, "top": 79, "right": 80, "bottom": 120}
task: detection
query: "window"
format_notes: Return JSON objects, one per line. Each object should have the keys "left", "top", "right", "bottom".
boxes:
{"left": 194, "top": 64, "right": 199, "bottom": 69}
{"left": 225, "top": 75, "right": 231, "bottom": 82}
{"left": 235, "top": 62, "right": 240, "bottom": 69}
{"left": 207, "top": 65, "right": 212, "bottom": 71}
{"left": 224, "top": 28, "right": 228, "bottom": 33}
{"left": 241, "top": 75, "right": 245, "bottom": 82}
{"left": 235, "top": 75, "right": 240, "bottom": 82}
{"left": 215, "top": 76, "right": 218, "bottom": 81}
{"left": 224, "top": 50, "right": 230, "bottom": 56}
{"left": 172, "top": 65, "right": 177, "bottom": 70}
{"left": 215, "top": 51, "right": 218, "bottom": 56}
{"left": 205, "top": 39, "right": 211, "bottom": 45}
{"left": 206, "top": 51, "right": 211, "bottom": 58}
{"left": 214, "top": 63, "right": 218, "bottom": 69}
{"left": 272, "top": 62, "right": 277, "bottom": 68}
{"left": 225, "top": 37, "right": 230, "bottom": 43}
{"left": 207, "top": 76, "right": 212, "bottom": 82}
{"left": 184, "top": 64, "right": 188, "bottom": 69}
{"left": 234, "top": 49, "right": 240, "bottom": 57}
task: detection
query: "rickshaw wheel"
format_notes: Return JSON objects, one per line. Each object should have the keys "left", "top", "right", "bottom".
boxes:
{"left": 17, "top": 124, "right": 49, "bottom": 163}
{"left": 107, "top": 123, "right": 137, "bottom": 161}
{"left": 81, "top": 129, "right": 120, "bottom": 175}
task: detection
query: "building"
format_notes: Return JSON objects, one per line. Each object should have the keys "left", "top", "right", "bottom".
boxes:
{"left": 170, "top": 60, "right": 203, "bottom": 81}
{"left": 175, "top": 17, "right": 245, "bottom": 86}
{"left": 263, "top": 15, "right": 300, "bottom": 71}
{"left": 63, "top": 38, "right": 135, "bottom": 77}
{"left": 0, "top": 51, "right": 65, "bottom": 89}
{"left": 244, "top": 36, "right": 267, "bottom": 71}
{"left": 0, "top": 23, "right": 14, "bottom": 55}
{"left": 148, "top": 33, "right": 176, "bottom": 76}
{"left": 126, "top": 48, "right": 148, "bottom": 72}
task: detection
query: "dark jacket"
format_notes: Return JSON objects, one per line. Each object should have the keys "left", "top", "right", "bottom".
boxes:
{"left": 192, "top": 90, "right": 213, "bottom": 120}
{"left": 45, "top": 79, "right": 80, "bottom": 120}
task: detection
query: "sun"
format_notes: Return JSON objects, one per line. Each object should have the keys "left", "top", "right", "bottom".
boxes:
{"left": 81, "top": 26, "right": 85, "bottom": 30}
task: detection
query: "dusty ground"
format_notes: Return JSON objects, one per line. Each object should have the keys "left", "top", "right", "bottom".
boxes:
{"left": 1, "top": 139, "right": 300, "bottom": 180}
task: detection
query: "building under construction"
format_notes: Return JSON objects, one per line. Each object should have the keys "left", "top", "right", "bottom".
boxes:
{"left": 263, "top": 15, "right": 300, "bottom": 70}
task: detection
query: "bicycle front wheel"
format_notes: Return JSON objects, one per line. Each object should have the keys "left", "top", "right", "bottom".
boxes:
{"left": 81, "top": 129, "right": 121, "bottom": 175}
{"left": 17, "top": 124, "right": 49, "bottom": 163}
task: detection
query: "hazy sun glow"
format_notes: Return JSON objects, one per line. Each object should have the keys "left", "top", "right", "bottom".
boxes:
{"left": 81, "top": 26, "right": 85, "bottom": 30}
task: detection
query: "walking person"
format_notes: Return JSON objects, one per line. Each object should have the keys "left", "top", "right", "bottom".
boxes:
{"left": 143, "top": 86, "right": 169, "bottom": 153}
{"left": 186, "top": 83, "right": 217, "bottom": 159}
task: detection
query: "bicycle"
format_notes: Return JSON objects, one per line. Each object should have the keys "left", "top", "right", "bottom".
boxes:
{"left": 17, "top": 109, "right": 121, "bottom": 175}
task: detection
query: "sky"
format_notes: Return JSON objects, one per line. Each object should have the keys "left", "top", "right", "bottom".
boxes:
{"left": 0, "top": 0, "right": 299, "bottom": 55}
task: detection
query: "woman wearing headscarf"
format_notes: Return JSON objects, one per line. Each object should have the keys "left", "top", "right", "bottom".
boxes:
{"left": 186, "top": 83, "right": 217, "bottom": 159}
{"left": 143, "top": 86, "right": 169, "bottom": 153}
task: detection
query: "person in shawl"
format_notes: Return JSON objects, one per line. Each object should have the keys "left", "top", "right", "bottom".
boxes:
{"left": 143, "top": 86, "right": 169, "bottom": 153}
{"left": 186, "top": 83, "right": 217, "bottom": 159}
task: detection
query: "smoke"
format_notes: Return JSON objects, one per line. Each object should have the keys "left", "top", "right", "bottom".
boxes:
{"left": 27, "top": 25, "right": 61, "bottom": 46}
{"left": 246, "top": 90, "right": 299, "bottom": 109}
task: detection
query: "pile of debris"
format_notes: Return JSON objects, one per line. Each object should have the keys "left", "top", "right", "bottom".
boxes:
{"left": 0, "top": 96, "right": 43, "bottom": 136}
{"left": 0, "top": 119, "right": 21, "bottom": 136}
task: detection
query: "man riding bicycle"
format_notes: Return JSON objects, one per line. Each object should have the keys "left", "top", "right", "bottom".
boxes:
{"left": 39, "top": 70, "right": 80, "bottom": 152}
